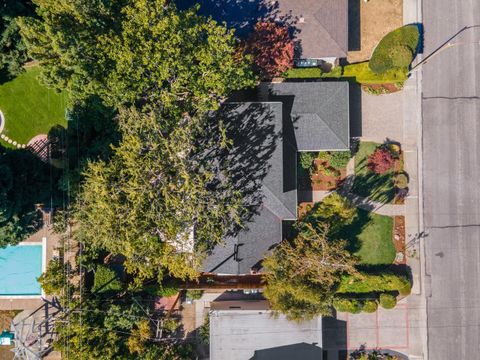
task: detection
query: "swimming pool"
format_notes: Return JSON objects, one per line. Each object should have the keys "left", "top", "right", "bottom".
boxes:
{"left": 0, "top": 243, "right": 44, "bottom": 297}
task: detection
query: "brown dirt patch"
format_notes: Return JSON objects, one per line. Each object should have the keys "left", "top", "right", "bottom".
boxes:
{"left": 393, "top": 216, "right": 406, "bottom": 264}
{"left": 348, "top": 0, "right": 403, "bottom": 63}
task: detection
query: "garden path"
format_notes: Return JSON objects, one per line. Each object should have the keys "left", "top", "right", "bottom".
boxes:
{"left": 340, "top": 157, "right": 405, "bottom": 216}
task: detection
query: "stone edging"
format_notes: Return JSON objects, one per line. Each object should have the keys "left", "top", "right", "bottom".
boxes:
{"left": 0, "top": 110, "right": 27, "bottom": 149}
{"left": 0, "top": 110, "right": 4, "bottom": 134}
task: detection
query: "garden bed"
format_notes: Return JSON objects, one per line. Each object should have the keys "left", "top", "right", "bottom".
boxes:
{"left": 393, "top": 215, "right": 406, "bottom": 264}
{"left": 310, "top": 158, "right": 346, "bottom": 190}
{"left": 298, "top": 151, "right": 351, "bottom": 191}
{"left": 361, "top": 83, "right": 403, "bottom": 95}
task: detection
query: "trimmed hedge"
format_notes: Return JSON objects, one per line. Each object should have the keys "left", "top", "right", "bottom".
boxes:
{"left": 379, "top": 293, "right": 397, "bottom": 309}
{"left": 333, "top": 298, "right": 363, "bottom": 314}
{"left": 284, "top": 62, "right": 407, "bottom": 84}
{"left": 145, "top": 283, "right": 179, "bottom": 297}
{"left": 370, "top": 25, "right": 420, "bottom": 74}
{"left": 337, "top": 272, "right": 411, "bottom": 295}
{"left": 362, "top": 300, "right": 378, "bottom": 313}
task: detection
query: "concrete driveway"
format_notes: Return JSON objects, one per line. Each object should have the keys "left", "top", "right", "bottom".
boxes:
{"left": 360, "top": 90, "right": 404, "bottom": 144}
{"left": 337, "top": 303, "right": 410, "bottom": 354}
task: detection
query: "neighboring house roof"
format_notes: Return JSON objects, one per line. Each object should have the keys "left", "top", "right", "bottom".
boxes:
{"left": 274, "top": 0, "right": 349, "bottom": 59}
{"left": 202, "top": 82, "right": 350, "bottom": 275}
{"left": 177, "top": 0, "right": 348, "bottom": 59}
{"left": 209, "top": 310, "right": 323, "bottom": 360}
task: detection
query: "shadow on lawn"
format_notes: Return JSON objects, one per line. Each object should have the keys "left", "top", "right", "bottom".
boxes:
{"left": 351, "top": 156, "right": 395, "bottom": 203}
{"left": 331, "top": 209, "right": 371, "bottom": 254}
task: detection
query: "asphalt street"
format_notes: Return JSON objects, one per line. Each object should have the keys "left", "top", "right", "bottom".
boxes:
{"left": 422, "top": 1, "right": 480, "bottom": 359}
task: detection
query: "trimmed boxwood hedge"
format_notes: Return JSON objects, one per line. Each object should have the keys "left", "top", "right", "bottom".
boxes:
{"left": 379, "top": 293, "right": 397, "bottom": 309}
{"left": 362, "top": 300, "right": 379, "bottom": 313}
{"left": 369, "top": 25, "right": 420, "bottom": 74}
{"left": 333, "top": 298, "right": 363, "bottom": 314}
{"left": 336, "top": 272, "right": 411, "bottom": 295}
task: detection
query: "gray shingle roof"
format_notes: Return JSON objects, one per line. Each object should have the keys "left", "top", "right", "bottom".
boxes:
{"left": 210, "top": 310, "right": 323, "bottom": 360}
{"left": 203, "top": 82, "right": 350, "bottom": 275}
{"left": 267, "top": 82, "right": 350, "bottom": 151}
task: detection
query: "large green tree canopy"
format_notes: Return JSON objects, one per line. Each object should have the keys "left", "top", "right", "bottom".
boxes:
{"left": 76, "top": 108, "right": 242, "bottom": 283}
{"left": 20, "top": 0, "right": 255, "bottom": 122}
{"left": 0, "top": 145, "right": 57, "bottom": 246}
{"left": 263, "top": 223, "right": 358, "bottom": 320}
{"left": 0, "top": 0, "right": 35, "bottom": 79}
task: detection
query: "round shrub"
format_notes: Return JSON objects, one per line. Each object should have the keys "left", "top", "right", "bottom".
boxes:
{"left": 369, "top": 25, "right": 420, "bottom": 74}
{"left": 362, "top": 300, "right": 378, "bottom": 313}
{"left": 388, "top": 143, "right": 401, "bottom": 158}
{"left": 394, "top": 173, "right": 409, "bottom": 189}
{"left": 328, "top": 151, "right": 351, "bottom": 169}
{"left": 333, "top": 298, "right": 362, "bottom": 314}
{"left": 379, "top": 293, "right": 397, "bottom": 309}
{"left": 389, "top": 45, "right": 413, "bottom": 67}
{"left": 398, "top": 281, "right": 412, "bottom": 296}
{"left": 395, "top": 187, "right": 409, "bottom": 200}
{"left": 367, "top": 148, "right": 395, "bottom": 174}
{"left": 300, "top": 152, "right": 315, "bottom": 171}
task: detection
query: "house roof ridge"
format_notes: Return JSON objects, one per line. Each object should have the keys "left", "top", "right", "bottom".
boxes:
{"left": 261, "top": 184, "right": 296, "bottom": 220}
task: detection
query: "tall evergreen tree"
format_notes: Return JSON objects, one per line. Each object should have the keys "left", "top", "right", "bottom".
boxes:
{"left": 20, "top": 0, "right": 255, "bottom": 123}
{"left": 0, "top": 0, "right": 35, "bottom": 79}
{"left": 76, "top": 108, "right": 242, "bottom": 283}
{"left": 263, "top": 223, "right": 358, "bottom": 320}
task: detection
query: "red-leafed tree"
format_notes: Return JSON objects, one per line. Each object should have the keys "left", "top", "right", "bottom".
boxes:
{"left": 245, "top": 21, "right": 295, "bottom": 78}
{"left": 367, "top": 148, "right": 395, "bottom": 174}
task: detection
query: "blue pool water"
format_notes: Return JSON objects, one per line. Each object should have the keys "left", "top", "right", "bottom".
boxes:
{"left": 0, "top": 245, "right": 43, "bottom": 295}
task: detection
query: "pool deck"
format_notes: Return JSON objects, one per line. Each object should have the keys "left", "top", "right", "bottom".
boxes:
{"left": 0, "top": 228, "right": 60, "bottom": 310}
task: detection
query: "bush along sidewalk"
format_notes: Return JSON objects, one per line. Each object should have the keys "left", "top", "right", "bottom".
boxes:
{"left": 331, "top": 270, "right": 411, "bottom": 314}
{"left": 283, "top": 61, "right": 407, "bottom": 84}
{"left": 369, "top": 24, "right": 420, "bottom": 75}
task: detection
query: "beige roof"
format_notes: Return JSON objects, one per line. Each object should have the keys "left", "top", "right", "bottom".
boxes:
{"left": 274, "top": 0, "right": 348, "bottom": 58}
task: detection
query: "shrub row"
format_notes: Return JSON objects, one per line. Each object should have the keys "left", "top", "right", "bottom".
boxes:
{"left": 336, "top": 272, "right": 411, "bottom": 296}
{"left": 333, "top": 294, "right": 398, "bottom": 314}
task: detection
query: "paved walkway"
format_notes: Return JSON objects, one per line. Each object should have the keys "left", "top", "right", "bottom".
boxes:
{"left": 343, "top": 192, "right": 405, "bottom": 216}
{"left": 343, "top": 157, "right": 405, "bottom": 216}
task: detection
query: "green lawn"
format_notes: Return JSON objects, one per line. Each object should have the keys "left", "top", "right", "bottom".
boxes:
{"left": 284, "top": 62, "right": 407, "bottom": 84}
{"left": 0, "top": 66, "right": 67, "bottom": 145}
{"left": 353, "top": 210, "right": 395, "bottom": 265}
{"left": 336, "top": 209, "right": 395, "bottom": 265}
{"left": 352, "top": 141, "right": 395, "bottom": 204}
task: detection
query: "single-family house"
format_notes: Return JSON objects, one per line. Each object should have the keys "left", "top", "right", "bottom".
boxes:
{"left": 177, "top": 0, "right": 349, "bottom": 67}
{"left": 202, "top": 81, "right": 350, "bottom": 275}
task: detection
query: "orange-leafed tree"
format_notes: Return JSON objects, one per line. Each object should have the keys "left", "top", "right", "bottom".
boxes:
{"left": 245, "top": 21, "right": 295, "bottom": 78}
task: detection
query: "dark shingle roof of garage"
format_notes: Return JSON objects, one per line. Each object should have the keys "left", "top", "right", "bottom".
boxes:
{"left": 266, "top": 82, "right": 350, "bottom": 151}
